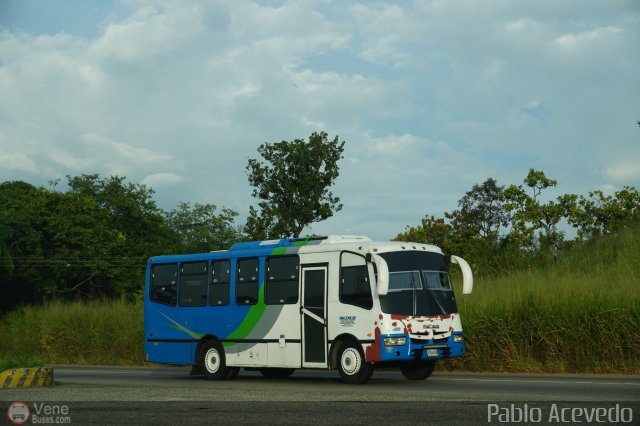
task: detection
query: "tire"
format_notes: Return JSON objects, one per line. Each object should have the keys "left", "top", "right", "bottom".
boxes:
{"left": 199, "top": 340, "right": 227, "bottom": 380}
{"left": 259, "top": 368, "right": 295, "bottom": 379}
{"left": 400, "top": 360, "right": 436, "bottom": 380}
{"left": 337, "top": 340, "right": 374, "bottom": 384}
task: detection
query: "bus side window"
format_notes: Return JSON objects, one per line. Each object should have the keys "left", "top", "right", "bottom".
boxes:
{"left": 236, "top": 258, "right": 259, "bottom": 305}
{"left": 179, "top": 262, "right": 208, "bottom": 307}
{"left": 340, "top": 252, "right": 373, "bottom": 310}
{"left": 150, "top": 264, "right": 178, "bottom": 306}
{"left": 210, "top": 260, "right": 230, "bottom": 306}
{"left": 265, "top": 256, "right": 299, "bottom": 305}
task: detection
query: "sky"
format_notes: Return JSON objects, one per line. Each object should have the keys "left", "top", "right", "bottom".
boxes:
{"left": 1, "top": 0, "right": 639, "bottom": 241}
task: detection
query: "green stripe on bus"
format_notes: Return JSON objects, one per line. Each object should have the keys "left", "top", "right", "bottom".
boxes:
{"left": 223, "top": 284, "right": 267, "bottom": 346}
{"left": 271, "top": 247, "right": 289, "bottom": 256}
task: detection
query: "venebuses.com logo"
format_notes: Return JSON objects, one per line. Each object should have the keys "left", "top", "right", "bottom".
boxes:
{"left": 7, "top": 401, "right": 71, "bottom": 425}
{"left": 7, "top": 402, "right": 30, "bottom": 425}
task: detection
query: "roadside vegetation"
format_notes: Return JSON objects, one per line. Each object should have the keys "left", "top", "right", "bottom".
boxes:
{"left": 1, "top": 224, "right": 638, "bottom": 373}
{"left": 446, "top": 222, "right": 640, "bottom": 373}
{"left": 0, "top": 299, "right": 143, "bottom": 370}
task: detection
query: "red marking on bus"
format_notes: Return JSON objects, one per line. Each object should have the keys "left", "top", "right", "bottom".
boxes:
{"left": 365, "top": 327, "right": 382, "bottom": 362}
{"left": 390, "top": 314, "right": 409, "bottom": 320}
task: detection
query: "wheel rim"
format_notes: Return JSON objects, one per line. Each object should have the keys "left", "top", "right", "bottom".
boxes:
{"left": 341, "top": 347, "right": 361, "bottom": 376}
{"left": 204, "top": 348, "right": 220, "bottom": 374}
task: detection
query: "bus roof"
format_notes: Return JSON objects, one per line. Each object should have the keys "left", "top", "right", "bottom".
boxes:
{"left": 228, "top": 235, "right": 372, "bottom": 251}
{"left": 147, "top": 235, "right": 442, "bottom": 264}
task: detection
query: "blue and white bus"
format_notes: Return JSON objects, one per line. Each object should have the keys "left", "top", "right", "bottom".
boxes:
{"left": 144, "top": 235, "right": 473, "bottom": 384}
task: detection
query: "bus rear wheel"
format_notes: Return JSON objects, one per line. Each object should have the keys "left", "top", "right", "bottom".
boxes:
{"left": 199, "top": 340, "right": 227, "bottom": 380}
{"left": 400, "top": 360, "right": 436, "bottom": 380}
{"left": 337, "top": 341, "right": 373, "bottom": 385}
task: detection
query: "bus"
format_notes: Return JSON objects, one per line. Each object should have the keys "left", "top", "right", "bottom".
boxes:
{"left": 144, "top": 235, "right": 473, "bottom": 384}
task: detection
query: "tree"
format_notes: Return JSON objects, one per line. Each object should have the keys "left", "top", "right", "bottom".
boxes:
{"left": 444, "top": 178, "right": 512, "bottom": 275}
{"left": 165, "top": 202, "right": 240, "bottom": 253}
{"left": 0, "top": 181, "right": 58, "bottom": 312}
{"left": 445, "top": 178, "right": 510, "bottom": 242}
{"left": 243, "top": 205, "right": 275, "bottom": 241}
{"left": 245, "top": 131, "right": 345, "bottom": 238}
{"left": 504, "top": 169, "right": 566, "bottom": 258}
{"left": 54, "top": 174, "right": 178, "bottom": 298}
{"left": 0, "top": 175, "right": 180, "bottom": 312}
{"left": 564, "top": 186, "right": 640, "bottom": 239}
{"left": 394, "top": 215, "right": 452, "bottom": 250}
{"left": 0, "top": 220, "right": 12, "bottom": 278}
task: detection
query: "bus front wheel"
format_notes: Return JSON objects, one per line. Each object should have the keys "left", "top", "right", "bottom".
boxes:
{"left": 199, "top": 340, "right": 227, "bottom": 380}
{"left": 337, "top": 341, "right": 373, "bottom": 385}
{"left": 400, "top": 360, "right": 436, "bottom": 380}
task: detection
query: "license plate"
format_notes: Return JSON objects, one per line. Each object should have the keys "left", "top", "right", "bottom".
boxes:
{"left": 426, "top": 348, "right": 439, "bottom": 357}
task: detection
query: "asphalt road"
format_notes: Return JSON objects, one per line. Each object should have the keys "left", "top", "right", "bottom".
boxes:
{"left": 2, "top": 366, "right": 639, "bottom": 425}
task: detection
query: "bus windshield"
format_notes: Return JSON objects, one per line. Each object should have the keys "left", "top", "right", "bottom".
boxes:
{"left": 378, "top": 251, "right": 458, "bottom": 316}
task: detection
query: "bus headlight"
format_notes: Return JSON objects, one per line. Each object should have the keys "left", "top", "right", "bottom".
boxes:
{"left": 453, "top": 335, "right": 464, "bottom": 343}
{"left": 384, "top": 337, "right": 407, "bottom": 346}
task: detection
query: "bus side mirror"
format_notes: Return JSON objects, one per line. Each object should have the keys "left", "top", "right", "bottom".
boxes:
{"left": 451, "top": 255, "right": 473, "bottom": 294}
{"left": 370, "top": 254, "right": 389, "bottom": 296}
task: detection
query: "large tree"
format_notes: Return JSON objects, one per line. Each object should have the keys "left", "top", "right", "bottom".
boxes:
{"left": 445, "top": 178, "right": 510, "bottom": 242}
{"left": 0, "top": 220, "right": 12, "bottom": 278}
{"left": 394, "top": 215, "right": 452, "bottom": 251}
{"left": 563, "top": 186, "right": 640, "bottom": 240}
{"left": 0, "top": 181, "right": 53, "bottom": 312}
{"left": 165, "top": 202, "right": 240, "bottom": 253}
{"left": 245, "top": 131, "right": 345, "bottom": 238}
{"left": 504, "top": 169, "right": 566, "bottom": 258}
{"left": 0, "top": 175, "right": 179, "bottom": 312}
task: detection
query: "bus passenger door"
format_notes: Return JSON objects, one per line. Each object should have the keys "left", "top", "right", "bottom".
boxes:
{"left": 301, "top": 265, "right": 328, "bottom": 368}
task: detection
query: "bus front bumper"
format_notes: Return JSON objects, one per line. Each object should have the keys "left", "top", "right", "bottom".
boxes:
{"left": 373, "top": 332, "right": 465, "bottom": 362}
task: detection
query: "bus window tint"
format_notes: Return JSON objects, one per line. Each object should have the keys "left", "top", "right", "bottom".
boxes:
{"left": 150, "top": 264, "right": 178, "bottom": 306}
{"left": 210, "top": 260, "right": 230, "bottom": 306}
{"left": 422, "top": 271, "right": 452, "bottom": 290}
{"left": 237, "top": 258, "right": 259, "bottom": 305}
{"left": 340, "top": 265, "right": 373, "bottom": 310}
{"left": 340, "top": 252, "right": 373, "bottom": 310}
{"left": 265, "top": 256, "right": 299, "bottom": 304}
{"left": 388, "top": 271, "right": 422, "bottom": 290}
{"left": 179, "top": 262, "right": 208, "bottom": 307}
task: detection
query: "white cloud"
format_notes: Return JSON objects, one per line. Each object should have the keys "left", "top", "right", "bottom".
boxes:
{"left": 554, "top": 26, "right": 624, "bottom": 50}
{"left": 81, "top": 133, "right": 174, "bottom": 165}
{"left": 47, "top": 150, "right": 87, "bottom": 171}
{"left": 370, "top": 134, "right": 424, "bottom": 157}
{"left": 348, "top": 3, "right": 419, "bottom": 67}
{"left": 89, "top": 2, "right": 204, "bottom": 62}
{"left": 0, "top": 151, "right": 39, "bottom": 173}
{"left": 505, "top": 18, "right": 543, "bottom": 34}
{"left": 0, "top": 0, "right": 639, "bottom": 240}
{"left": 605, "top": 161, "right": 640, "bottom": 183}
{"left": 142, "top": 172, "right": 184, "bottom": 187}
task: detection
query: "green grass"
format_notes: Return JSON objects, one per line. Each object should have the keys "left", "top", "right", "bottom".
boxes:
{"left": 0, "top": 299, "right": 143, "bottom": 369}
{"left": 0, "top": 354, "right": 43, "bottom": 371}
{"left": 446, "top": 224, "right": 640, "bottom": 373}
{"left": 1, "top": 225, "right": 639, "bottom": 373}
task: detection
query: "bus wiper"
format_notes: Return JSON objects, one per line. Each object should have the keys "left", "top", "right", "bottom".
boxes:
{"left": 426, "top": 286, "right": 447, "bottom": 315}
